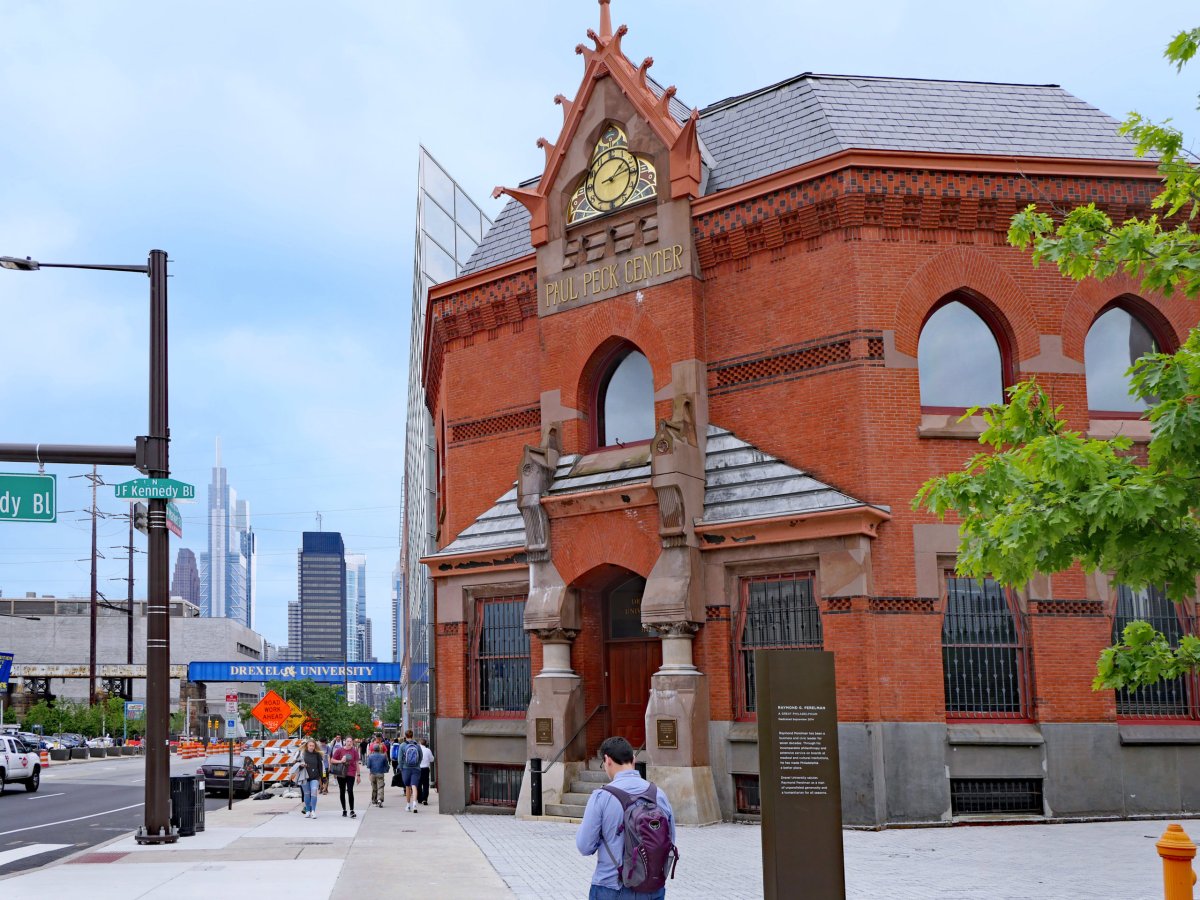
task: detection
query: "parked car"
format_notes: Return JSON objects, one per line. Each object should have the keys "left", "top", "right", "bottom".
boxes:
{"left": 85, "top": 736, "right": 114, "bottom": 749}
{"left": 198, "top": 754, "right": 261, "bottom": 799}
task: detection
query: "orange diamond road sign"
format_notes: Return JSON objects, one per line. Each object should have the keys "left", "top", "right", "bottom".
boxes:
{"left": 251, "top": 690, "right": 291, "bottom": 732}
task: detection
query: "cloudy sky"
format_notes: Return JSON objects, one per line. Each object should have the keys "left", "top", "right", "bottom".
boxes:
{"left": 1, "top": 0, "right": 1197, "bottom": 649}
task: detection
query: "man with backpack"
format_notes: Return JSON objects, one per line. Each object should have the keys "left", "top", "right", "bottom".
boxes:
{"left": 397, "top": 729, "right": 423, "bottom": 812}
{"left": 576, "top": 736, "right": 679, "bottom": 899}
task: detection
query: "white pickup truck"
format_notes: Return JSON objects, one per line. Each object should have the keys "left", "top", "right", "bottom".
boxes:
{"left": 0, "top": 734, "right": 41, "bottom": 793}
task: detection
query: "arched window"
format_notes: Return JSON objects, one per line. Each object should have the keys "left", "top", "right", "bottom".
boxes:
{"left": 942, "top": 574, "right": 1030, "bottom": 719}
{"left": 1085, "top": 306, "right": 1158, "bottom": 414}
{"left": 1112, "top": 585, "right": 1197, "bottom": 719}
{"left": 918, "top": 300, "right": 1005, "bottom": 409}
{"left": 595, "top": 347, "right": 655, "bottom": 448}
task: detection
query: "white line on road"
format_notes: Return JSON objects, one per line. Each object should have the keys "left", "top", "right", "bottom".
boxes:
{"left": 25, "top": 792, "right": 65, "bottom": 800}
{"left": 0, "top": 803, "right": 143, "bottom": 837}
{"left": 0, "top": 843, "right": 70, "bottom": 867}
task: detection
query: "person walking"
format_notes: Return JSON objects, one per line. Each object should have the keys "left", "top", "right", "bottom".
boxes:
{"left": 318, "top": 738, "right": 331, "bottom": 794}
{"left": 417, "top": 738, "right": 434, "bottom": 806}
{"left": 576, "top": 736, "right": 679, "bottom": 900}
{"left": 296, "top": 738, "right": 325, "bottom": 819}
{"left": 398, "top": 729, "right": 422, "bottom": 812}
{"left": 366, "top": 741, "right": 389, "bottom": 807}
{"left": 329, "top": 736, "right": 362, "bottom": 818}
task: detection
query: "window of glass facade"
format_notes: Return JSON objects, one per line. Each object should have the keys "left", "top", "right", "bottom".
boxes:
{"left": 735, "top": 573, "right": 822, "bottom": 717}
{"left": 471, "top": 595, "right": 531, "bottom": 717}
{"left": 596, "top": 348, "right": 655, "bottom": 448}
{"left": 918, "top": 301, "right": 1005, "bottom": 410}
{"left": 942, "top": 575, "right": 1030, "bottom": 719}
{"left": 1085, "top": 307, "right": 1158, "bottom": 414}
{"left": 1112, "top": 585, "right": 1198, "bottom": 719}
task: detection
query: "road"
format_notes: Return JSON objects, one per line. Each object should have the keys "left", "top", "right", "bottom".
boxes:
{"left": 0, "top": 753, "right": 251, "bottom": 876}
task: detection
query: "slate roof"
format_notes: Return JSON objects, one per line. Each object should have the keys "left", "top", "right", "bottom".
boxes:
{"left": 429, "top": 425, "right": 885, "bottom": 558}
{"left": 462, "top": 72, "right": 1141, "bottom": 276}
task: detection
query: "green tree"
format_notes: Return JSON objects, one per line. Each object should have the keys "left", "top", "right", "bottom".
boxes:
{"left": 916, "top": 28, "right": 1200, "bottom": 692}
{"left": 382, "top": 696, "right": 404, "bottom": 727}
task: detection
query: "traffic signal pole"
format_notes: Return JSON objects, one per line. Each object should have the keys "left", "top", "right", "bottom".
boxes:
{"left": 0, "top": 249, "right": 177, "bottom": 845}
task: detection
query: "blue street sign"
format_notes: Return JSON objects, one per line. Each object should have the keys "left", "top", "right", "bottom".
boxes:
{"left": 188, "top": 661, "right": 401, "bottom": 683}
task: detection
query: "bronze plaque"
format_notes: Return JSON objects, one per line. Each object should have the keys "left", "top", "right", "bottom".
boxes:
{"left": 755, "top": 650, "right": 845, "bottom": 899}
{"left": 655, "top": 718, "right": 678, "bottom": 750}
{"left": 535, "top": 717, "right": 553, "bottom": 746}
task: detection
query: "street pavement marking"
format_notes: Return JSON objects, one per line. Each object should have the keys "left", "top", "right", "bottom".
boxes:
{"left": 0, "top": 803, "right": 143, "bottom": 837}
{"left": 0, "top": 843, "right": 70, "bottom": 867}
{"left": 26, "top": 792, "right": 65, "bottom": 800}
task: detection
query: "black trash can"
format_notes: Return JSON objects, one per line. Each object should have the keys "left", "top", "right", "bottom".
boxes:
{"left": 169, "top": 774, "right": 197, "bottom": 837}
{"left": 194, "top": 776, "right": 206, "bottom": 833}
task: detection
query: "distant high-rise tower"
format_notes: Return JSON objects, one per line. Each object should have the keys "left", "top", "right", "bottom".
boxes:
{"left": 171, "top": 548, "right": 201, "bottom": 606}
{"left": 344, "top": 552, "right": 366, "bottom": 661}
{"left": 199, "top": 438, "right": 256, "bottom": 628}
{"left": 298, "top": 532, "right": 346, "bottom": 661}
{"left": 391, "top": 558, "right": 404, "bottom": 664}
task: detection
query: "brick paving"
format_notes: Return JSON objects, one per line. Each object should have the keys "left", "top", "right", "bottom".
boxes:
{"left": 456, "top": 814, "right": 1192, "bottom": 899}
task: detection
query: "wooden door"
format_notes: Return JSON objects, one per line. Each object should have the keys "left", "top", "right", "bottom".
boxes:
{"left": 606, "top": 639, "right": 662, "bottom": 750}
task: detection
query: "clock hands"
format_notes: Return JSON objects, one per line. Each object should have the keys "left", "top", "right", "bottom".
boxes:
{"left": 602, "top": 159, "right": 634, "bottom": 184}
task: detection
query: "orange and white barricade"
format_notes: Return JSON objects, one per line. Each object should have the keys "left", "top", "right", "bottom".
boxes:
{"left": 39, "top": 750, "right": 49, "bottom": 767}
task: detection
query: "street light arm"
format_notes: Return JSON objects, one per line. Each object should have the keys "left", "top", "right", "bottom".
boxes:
{"left": 0, "top": 257, "right": 148, "bottom": 274}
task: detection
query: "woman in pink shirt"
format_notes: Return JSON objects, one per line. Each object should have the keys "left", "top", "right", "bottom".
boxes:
{"left": 329, "top": 738, "right": 362, "bottom": 818}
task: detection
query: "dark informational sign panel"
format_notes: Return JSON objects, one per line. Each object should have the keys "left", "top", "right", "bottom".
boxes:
{"left": 755, "top": 650, "right": 845, "bottom": 899}
{"left": 535, "top": 718, "right": 553, "bottom": 745}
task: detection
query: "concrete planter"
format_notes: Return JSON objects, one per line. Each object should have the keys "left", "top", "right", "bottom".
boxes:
{"left": 88, "top": 747, "right": 107, "bottom": 758}
{"left": 121, "top": 746, "right": 138, "bottom": 756}
{"left": 70, "top": 748, "right": 88, "bottom": 760}
{"left": 49, "top": 748, "right": 70, "bottom": 762}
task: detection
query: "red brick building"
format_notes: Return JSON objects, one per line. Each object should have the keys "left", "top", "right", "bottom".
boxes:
{"left": 417, "top": 1, "right": 1200, "bottom": 824}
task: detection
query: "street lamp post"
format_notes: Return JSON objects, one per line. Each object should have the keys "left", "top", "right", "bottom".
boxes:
{"left": 0, "top": 250, "right": 177, "bottom": 844}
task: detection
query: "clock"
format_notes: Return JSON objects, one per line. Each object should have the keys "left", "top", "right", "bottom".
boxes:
{"left": 584, "top": 146, "right": 638, "bottom": 212}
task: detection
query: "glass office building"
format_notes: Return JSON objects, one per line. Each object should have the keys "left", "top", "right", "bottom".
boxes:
{"left": 200, "top": 440, "right": 255, "bottom": 629}
{"left": 403, "top": 147, "right": 492, "bottom": 737}
{"left": 298, "top": 531, "right": 347, "bottom": 662}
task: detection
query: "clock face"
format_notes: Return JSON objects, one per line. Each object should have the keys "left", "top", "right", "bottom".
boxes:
{"left": 585, "top": 147, "right": 638, "bottom": 212}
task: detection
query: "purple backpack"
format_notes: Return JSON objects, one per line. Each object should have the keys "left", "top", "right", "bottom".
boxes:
{"left": 600, "top": 784, "right": 680, "bottom": 893}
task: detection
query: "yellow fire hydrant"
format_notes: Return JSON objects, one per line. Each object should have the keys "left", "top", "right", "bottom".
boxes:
{"left": 1157, "top": 823, "right": 1197, "bottom": 900}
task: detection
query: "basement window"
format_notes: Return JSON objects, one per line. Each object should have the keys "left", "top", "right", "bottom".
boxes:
{"left": 468, "top": 763, "right": 523, "bottom": 808}
{"left": 950, "top": 778, "right": 1043, "bottom": 816}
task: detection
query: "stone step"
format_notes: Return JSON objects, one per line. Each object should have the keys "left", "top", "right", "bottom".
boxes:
{"left": 546, "top": 803, "right": 588, "bottom": 819}
{"left": 575, "top": 770, "right": 608, "bottom": 784}
{"left": 562, "top": 792, "right": 596, "bottom": 806}
{"left": 586, "top": 758, "right": 606, "bottom": 772}
{"left": 570, "top": 781, "right": 604, "bottom": 795}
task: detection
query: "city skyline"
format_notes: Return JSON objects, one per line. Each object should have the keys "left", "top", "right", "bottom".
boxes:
{"left": 1, "top": 0, "right": 1196, "bottom": 657}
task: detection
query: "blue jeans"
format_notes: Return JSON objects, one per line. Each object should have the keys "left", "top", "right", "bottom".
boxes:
{"left": 588, "top": 887, "right": 665, "bottom": 900}
{"left": 301, "top": 778, "right": 319, "bottom": 812}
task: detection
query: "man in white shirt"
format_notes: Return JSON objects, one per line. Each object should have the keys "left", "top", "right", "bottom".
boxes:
{"left": 417, "top": 738, "right": 434, "bottom": 806}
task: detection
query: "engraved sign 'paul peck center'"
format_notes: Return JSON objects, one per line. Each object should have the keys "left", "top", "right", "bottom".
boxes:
{"left": 544, "top": 242, "right": 685, "bottom": 308}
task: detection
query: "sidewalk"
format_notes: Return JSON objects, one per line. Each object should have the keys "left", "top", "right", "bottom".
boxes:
{"left": 0, "top": 784, "right": 511, "bottom": 899}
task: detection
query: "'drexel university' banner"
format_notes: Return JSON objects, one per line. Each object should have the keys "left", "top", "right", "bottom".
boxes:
{"left": 188, "top": 661, "right": 401, "bottom": 683}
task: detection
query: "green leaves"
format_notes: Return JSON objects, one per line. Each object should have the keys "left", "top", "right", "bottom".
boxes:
{"left": 1094, "top": 623, "right": 1200, "bottom": 691}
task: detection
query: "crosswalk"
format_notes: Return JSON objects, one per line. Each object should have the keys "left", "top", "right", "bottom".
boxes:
{"left": 0, "top": 843, "right": 71, "bottom": 869}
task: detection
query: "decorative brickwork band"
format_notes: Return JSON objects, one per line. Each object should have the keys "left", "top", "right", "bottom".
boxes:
{"left": 708, "top": 330, "right": 884, "bottom": 395}
{"left": 1030, "top": 599, "right": 1106, "bottom": 617}
{"left": 450, "top": 406, "right": 541, "bottom": 444}
{"left": 824, "top": 597, "right": 854, "bottom": 613}
{"left": 868, "top": 597, "right": 937, "bottom": 614}
{"left": 437, "top": 622, "right": 461, "bottom": 636}
{"left": 705, "top": 605, "right": 731, "bottom": 622}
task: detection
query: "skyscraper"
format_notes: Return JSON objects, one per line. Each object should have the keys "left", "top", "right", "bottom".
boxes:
{"left": 391, "top": 558, "right": 404, "bottom": 664}
{"left": 298, "top": 532, "right": 346, "bottom": 662}
{"left": 171, "top": 548, "right": 201, "bottom": 606}
{"left": 199, "top": 439, "right": 256, "bottom": 628}
{"left": 403, "top": 147, "right": 491, "bottom": 734}
{"left": 344, "top": 552, "right": 366, "bottom": 661}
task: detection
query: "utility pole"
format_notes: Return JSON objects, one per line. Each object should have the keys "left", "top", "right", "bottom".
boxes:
{"left": 72, "top": 467, "right": 106, "bottom": 705}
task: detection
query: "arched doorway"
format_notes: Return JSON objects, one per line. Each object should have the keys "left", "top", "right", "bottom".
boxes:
{"left": 604, "top": 574, "right": 661, "bottom": 749}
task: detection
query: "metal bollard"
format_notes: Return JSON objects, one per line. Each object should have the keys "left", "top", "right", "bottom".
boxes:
{"left": 1157, "top": 823, "right": 1197, "bottom": 900}
{"left": 530, "top": 757, "right": 543, "bottom": 817}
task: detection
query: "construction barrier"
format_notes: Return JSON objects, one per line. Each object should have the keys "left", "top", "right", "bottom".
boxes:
{"left": 1158, "top": 823, "right": 1197, "bottom": 900}
{"left": 245, "top": 739, "right": 302, "bottom": 750}
{"left": 260, "top": 764, "right": 300, "bottom": 784}
{"left": 38, "top": 751, "right": 49, "bottom": 767}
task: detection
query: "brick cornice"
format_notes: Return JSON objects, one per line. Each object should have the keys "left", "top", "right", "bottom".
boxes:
{"left": 428, "top": 254, "right": 536, "bottom": 302}
{"left": 690, "top": 148, "right": 1161, "bottom": 217}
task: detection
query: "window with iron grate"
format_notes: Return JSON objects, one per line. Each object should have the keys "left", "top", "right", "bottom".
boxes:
{"left": 1113, "top": 585, "right": 1198, "bottom": 720}
{"left": 735, "top": 573, "right": 822, "bottom": 718}
{"left": 470, "top": 596, "right": 531, "bottom": 718}
{"left": 468, "top": 763, "right": 523, "bottom": 808}
{"left": 942, "top": 575, "right": 1031, "bottom": 719}
{"left": 950, "top": 778, "right": 1043, "bottom": 816}
{"left": 733, "top": 773, "right": 761, "bottom": 815}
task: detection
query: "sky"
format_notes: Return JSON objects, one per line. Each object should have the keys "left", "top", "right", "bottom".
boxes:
{"left": 1, "top": 0, "right": 1198, "bottom": 650}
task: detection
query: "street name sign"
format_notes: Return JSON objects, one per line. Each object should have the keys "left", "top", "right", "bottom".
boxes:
{"left": 166, "top": 502, "right": 183, "bottom": 537}
{"left": 250, "top": 690, "right": 291, "bottom": 733}
{"left": 113, "top": 478, "right": 195, "bottom": 501}
{"left": 0, "top": 473, "right": 56, "bottom": 523}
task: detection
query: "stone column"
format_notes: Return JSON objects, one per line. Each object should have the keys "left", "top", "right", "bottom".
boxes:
{"left": 518, "top": 627, "right": 586, "bottom": 817}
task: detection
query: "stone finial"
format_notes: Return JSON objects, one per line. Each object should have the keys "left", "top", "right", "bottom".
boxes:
{"left": 598, "top": 0, "right": 613, "bottom": 40}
